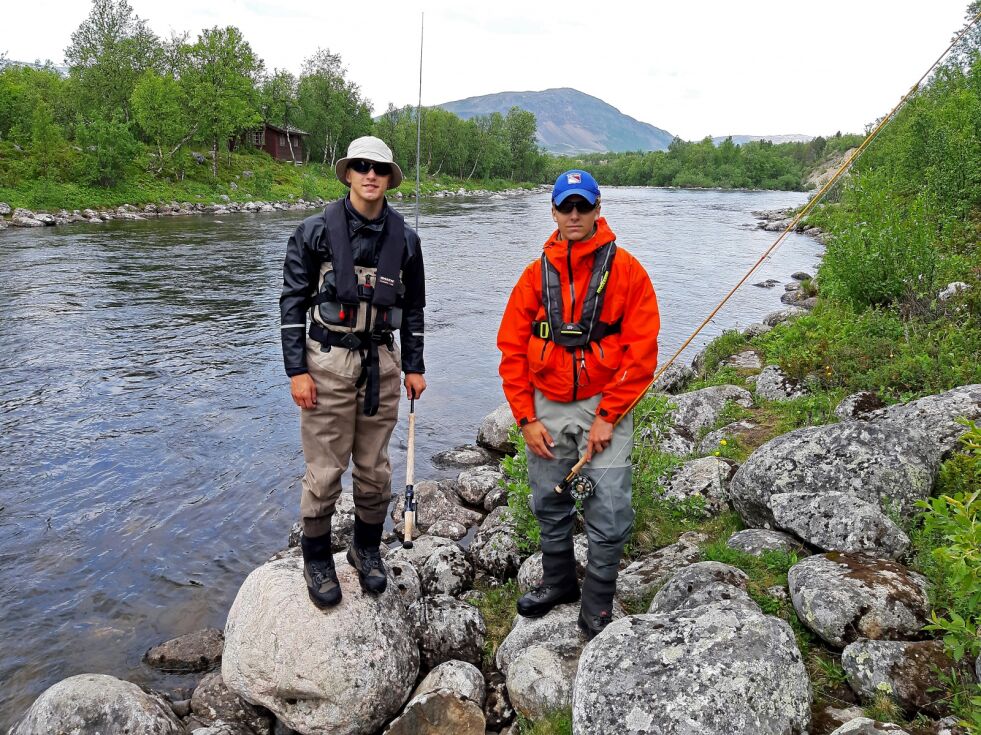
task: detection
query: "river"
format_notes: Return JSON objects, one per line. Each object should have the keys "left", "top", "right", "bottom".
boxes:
{"left": 0, "top": 187, "right": 816, "bottom": 724}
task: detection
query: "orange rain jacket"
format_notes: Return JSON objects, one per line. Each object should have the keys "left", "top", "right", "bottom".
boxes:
{"left": 497, "top": 217, "right": 660, "bottom": 425}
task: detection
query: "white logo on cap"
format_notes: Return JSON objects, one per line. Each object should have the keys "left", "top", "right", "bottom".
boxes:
{"left": 566, "top": 173, "right": 582, "bottom": 184}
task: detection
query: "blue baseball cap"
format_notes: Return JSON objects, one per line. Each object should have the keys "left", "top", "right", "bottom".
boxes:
{"left": 552, "top": 169, "right": 601, "bottom": 205}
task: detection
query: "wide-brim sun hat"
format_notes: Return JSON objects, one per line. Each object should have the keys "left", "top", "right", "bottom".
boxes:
{"left": 335, "top": 136, "right": 404, "bottom": 189}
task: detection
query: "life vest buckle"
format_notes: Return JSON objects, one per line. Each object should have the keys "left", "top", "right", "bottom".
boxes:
{"left": 337, "top": 333, "right": 363, "bottom": 350}
{"left": 535, "top": 321, "right": 551, "bottom": 340}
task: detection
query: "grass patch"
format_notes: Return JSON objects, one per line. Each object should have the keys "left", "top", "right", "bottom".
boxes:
{"left": 696, "top": 330, "right": 749, "bottom": 376}
{"left": 467, "top": 580, "right": 520, "bottom": 669}
{"left": 515, "top": 708, "right": 573, "bottom": 735}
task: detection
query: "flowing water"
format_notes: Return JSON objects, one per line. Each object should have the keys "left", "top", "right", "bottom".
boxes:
{"left": 0, "top": 187, "right": 817, "bottom": 724}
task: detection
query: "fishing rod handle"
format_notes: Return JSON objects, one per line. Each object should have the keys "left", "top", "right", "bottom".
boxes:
{"left": 554, "top": 454, "right": 590, "bottom": 494}
{"left": 406, "top": 411, "right": 416, "bottom": 487}
{"left": 403, "top": 505, "right": 415, "bottom": 548}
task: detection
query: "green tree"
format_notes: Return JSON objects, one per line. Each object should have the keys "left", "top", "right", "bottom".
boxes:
{"left": 75, "top": 118, "right": 140, "bottom": 186}
{"left": 131, "top": 70, "right": 193, "bottom": 173}
{"left": 29, "top": 100, "right": 68, "bottom": 178}
{"left": 504, "top": 106, "right": 541, "bottom": 180}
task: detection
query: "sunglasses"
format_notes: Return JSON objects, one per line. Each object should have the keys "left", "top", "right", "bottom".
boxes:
{"left": 554, "top": 198, "right": 597, "bottom": 214}
{"left": 349, "top": 159, "right": 393, "bottom": 177}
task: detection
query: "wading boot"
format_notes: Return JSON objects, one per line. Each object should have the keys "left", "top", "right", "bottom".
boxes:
{"left": 301, "top": 532, "right": 341, "bottom": 608}
{"left": 517, "top": 547, "right": 579, "bottom": 617}
{"left": 347, "top": 517, "right": 387, "bottom": 594}
{"left": 578, "top": 572, "right": 616, "bottom": 641}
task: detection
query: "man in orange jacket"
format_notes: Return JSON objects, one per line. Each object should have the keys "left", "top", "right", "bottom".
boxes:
{"left": 497, "top": 169, "right": 660, "bottom": 639}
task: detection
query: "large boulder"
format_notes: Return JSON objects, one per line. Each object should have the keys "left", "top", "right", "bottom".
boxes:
{"left": 411, "top": 660, "right": 485, "bottom": 706}
{"left": 662, "top": 456, "right": 738, "bottom": 516}
{"left": 770, "top": 492, "right": 909, "bottom": 559}
{"left": 516, "top": 534, "right": 589, "bottom": 593}
{"left": 616, "top": 531, "right": 705, "bottom": 608}
{"left": 222, "top": 550, "right": 419, "bottom": 735}
{"left": 572, "top": 601, "right": 811, "bottom": 735}
{"left": 729, "top": 385, "right": 981, "bottom": 529}
{"left": 455, "top": 465, "right": 504, "bottom": 506}
{"left": 391, "top": 480, "right": 482, "bottom": 535}
{"left": 506, "top": 645, "right": 578, "bottom": 720}
{"left": 409, "top": 594, "right": 486, "bottom": 669}
{"left": 467, "top": 506, "right": 522, "bottom": 580}
{"left": 787, "top": 553, "right": 930, "bottom": 648}
{"left": 386, "top": 535, "right": 455, "bottom": 575}
{"left": 419, "top": 543, "right": 474, "bottom": 597}
{"left": 143, "top": 627, "right": 224, "bottom": 673}
{"left": 190, "top": 672, "right": 273, "bottom": 735}
{"left": 496, "top": 603, "right": 587, "bottom": 676}
{"left": 476, "top": 403, "right": 515, "bottom": 453}
{"left": 431, "top": 444, "right": 496, "bottom": 469}
{"left": 668, "top": 385, "right": 754, "bottom": 436}
{"left": 647, "top": 561, "right": 758, "bottom": 614}
{"left": 382, "top": 690, "right": 485, "bottom": 735}
{"left": 9, "top": 674, "right": 183, "bottom": 734}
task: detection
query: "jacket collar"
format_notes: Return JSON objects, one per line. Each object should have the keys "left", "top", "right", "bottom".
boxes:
{"left": 543, "top": 217, "right": 616, "bottom": 263}
{"left": 344, "top": 195, "right": 388, "bottom": 234}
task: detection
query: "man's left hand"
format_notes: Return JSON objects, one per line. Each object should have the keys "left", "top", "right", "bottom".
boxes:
{"left": 586, "top": 416, "right": 614, "bottom": 461}
{"left": 404, "top": 373, "right": 427, "bottom": 399}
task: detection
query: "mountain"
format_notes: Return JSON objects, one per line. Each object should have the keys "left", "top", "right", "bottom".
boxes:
{"left": 711, "top": 134, "right": 814, "bottom": 146}
{"left": 437, "top": 87, "right": 675, "bottom": 155}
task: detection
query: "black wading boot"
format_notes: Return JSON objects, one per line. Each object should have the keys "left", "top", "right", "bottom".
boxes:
{"left": 517, "top": 547, "right": 579, "bottom": 617}
{"left": 347, "top": 516, "right": 387, "bottom": 594}
{"left": 301, "top": 531, "right": 341, "bottom": 608}
{"left": 578, "top": 572, "right": 616, "bottom": 640}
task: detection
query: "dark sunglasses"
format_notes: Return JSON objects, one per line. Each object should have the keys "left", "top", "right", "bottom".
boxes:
{"left": 349, "top": 159, "right": 393, "bottom": 177}
{"left": 554, "top": 198, "right": 597, "bottom": 214}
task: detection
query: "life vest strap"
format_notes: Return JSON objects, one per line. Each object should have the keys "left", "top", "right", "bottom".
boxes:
{"left": 531, "top": 319, "right": 622, "bottom": 347}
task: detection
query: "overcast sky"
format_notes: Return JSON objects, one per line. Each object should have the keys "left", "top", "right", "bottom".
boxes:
{"left": 3, "top": 1, "right": 974, "bottom": 140}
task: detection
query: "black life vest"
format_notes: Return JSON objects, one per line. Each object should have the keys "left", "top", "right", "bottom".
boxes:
{"left": 533, "top": 241, "right": 620, "bottom": 348}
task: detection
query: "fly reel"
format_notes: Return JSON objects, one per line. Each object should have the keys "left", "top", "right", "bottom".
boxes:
{"left": 567, "top": 473, "right": 596, "bottom": 502}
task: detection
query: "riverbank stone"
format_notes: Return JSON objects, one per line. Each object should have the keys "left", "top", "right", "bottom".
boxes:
{"left": 456, "top": 465, "right": 504, "bottom": 506}
{"left": 726, "top": 528, "right": 807, "bottom": 556}
{"left": 419, "top": 543, "right": 473, "bottom": 597}
{"left": 143, "top": 627, "right": 224, "bottom": 673}
{"left": 382, "top": 690, "right": 485, "bottom": 735}
{"left": 828, "top": 719, "right": 909, "bottom": 734}
{"left": 391, "top": 480, "right": 482, "bottom": 535}
{"left": 409, "top": 594, "right": 486, "bottom": 669}
{"left": 616, "top": 531, "right": 706, "bottom": 608}
{"left": 190, "top": 672, "right": 273, "bottom": 735}
{"left": 668, "top": 385, "right": 754, "bottom": 436}
{"left": 647, "top": 561, "right": 757, "bottom": 615}
{"left": 467, "top": 506, "right": 522, "bottom": 580}
{"left": 835, "top": 391, "right": 886, "bottom": 421}
{"left": 755, "top": 365, "right": 809, "bottom": 401}
{"left": 516, "top": 534, "right": 589, "bottom": 593}
{"left": 431, "top": 444, "right": 496, "bottom": 469}
{"left": 411, "top": 660, "right": 485, "bottom": 706}
{"left": 662, "top": 456, "right": 738, "bottom": 516}
{"left": 476, "top": 403, "right": 515, "bottom": 453}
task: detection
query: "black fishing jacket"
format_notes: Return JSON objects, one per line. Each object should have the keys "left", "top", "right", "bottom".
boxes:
{"left": 279, "top": 196, "right": 426, "bottom": 377}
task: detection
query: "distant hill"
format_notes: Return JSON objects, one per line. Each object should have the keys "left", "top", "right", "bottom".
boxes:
{"left": 711, "top": 134, "right": 814, "bottom": 146}
{"left": 437, "top": 87, "right": 675, "bottom": 155}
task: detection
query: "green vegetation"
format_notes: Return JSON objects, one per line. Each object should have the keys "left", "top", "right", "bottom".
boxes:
{"left": 467, "top": 580, "right": 521, "bottom": 668}
{"left": 515, "top": 709, "right": 573, "bottom": 735}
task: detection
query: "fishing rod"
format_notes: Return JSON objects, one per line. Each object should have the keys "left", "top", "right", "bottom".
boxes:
{"left": 403, "top": 12, "right": 424, "bottom": 547}
{"left": 555, "top": 10, "right": 981, "bottom": 497}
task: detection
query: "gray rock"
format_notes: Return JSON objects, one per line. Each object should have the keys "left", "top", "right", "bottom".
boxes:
{"left": 516, "top": 534, "right": 589, "bottom": 593}
{"left": 752, "top": 279, "right": 781, "bottom": 288}
{"left": 727, "top": 529, "right": 807, "bottom": 557}
{"left": 482, "top": 484, "right": 508, "bottom": 512}
{"left": 743, "top": 322, "right": 774, "bottom": 338}
{"left": 382, "top": 690, "right": 485, "bottom": 734}
{"left": 762, "top": 306, "right": 808, "bottom": 327}
{"left": 467, "top": 506, "right": 522, "bottom": 579}
{"left": 193, "top": 152, "right": 207, "bottom": 164}
{"left": 828, "top": 718, "right": 910, "bottom": 734}
{"left": 222, "top": 550, "right": 419, "bottom": 735}
{"left": 841, "top": 639, "right": 962, "bottom": 716}
{"left": 652, "top": 362, "right": 695, "bottom": 394}
{"left": 764, "top": 218, "right": 793, "bottom": 231}
{"left": 799, "top": 296, "right": 819, "bottom": 310}
{"left": 391, "top": 480, "right": 482, "bottom": 535}
{"left": 863, "top": 384, "right": 981, "bottom": 453}
{"left": 616, "top": 531, "right": 706, "bottom": 608}
{"left": 143, "top": 627, "right": 224, "bottom": 673}
{"left": 409, "top": 594, "right": 486, "bottom": 669}
{"left": 0, "top": 218, "right": 6, "bottom": 230}
{"left": 787, "top": 553, "right": 930, "bottom": 647}
{"left": 411, "top": 660, "right": 485, "bottom": 706}
{"left": 791, "top": 271, "right": 813, "bottom": 281}
{"left": 419, "top": 544, "right": 473, "bottom": 596}
{"left": 572, "top": 601, "right": 811, "bottom": 735}
{"left": 476, "top": 403, "right": 515, "bottom": 453}
{"left": 288, "top": 493, "right": 355, "bottom": 552}
{"left": 386, "top": 535, "right": 455, "bottom": 574}
{"left": 507, "top": 645, "right": 578, "bottom": 720}
{"left": 662, "top": 456, "right": 738, "bottom": 516}
{"left": 770, "top": 492, "right": 909, "bottom": 559}
{"left": 496, "top": 603, "right": 587, "bottom": 676}
{"left": 483, "top": 672, "right": 515, "bottom": 730}
{"left": 937, "top": 281, "right": 970, "bottom": 302}
{"left": 755, "top": 365, "right": 809, "bottom": 401}
{"left": 9, "top": 674, "right": 183, "bottom": 734}
{"left": 11, "top": 215, "right": 44, "bottom": 227}
{"left": 456, "top": 465, "right": 504, "bottom": 506}
{"left": 190, "top": 672, "right": 273, "bottom": 735}
{"left": 723, "top": 350, "right": 763, "bottom": 370}
{"left": 835, "top": 391, "right": 886, "bottom": 421}
{"left": 426, "top": 519, "right": 467, "bottom": 540}
{"left": 0, "top": 202, "right": 11, "bottom": 215}
{"left": 242, "top": 170, "right": 253, "bottom": 178}
{"left": 388, "top": 554, "right": 423, "bottom": 614}
{"left": 669, "top": 385, "right": 754, "bottom": 435}
{"left": 641, "top": 423, "right": 697, "bottom": 456}
{"left": 647, "top": 561, "right": 757, "bottom": 614}
{"left": 698, "top": 420, "right": 760, "bottom": 455}
{"left": 431, "top": 444, "right": 496, "bottom": 469}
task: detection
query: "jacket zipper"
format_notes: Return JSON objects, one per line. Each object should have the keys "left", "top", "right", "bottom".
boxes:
{"left": 567, "top": 246, "right": 578, "bottom": 402}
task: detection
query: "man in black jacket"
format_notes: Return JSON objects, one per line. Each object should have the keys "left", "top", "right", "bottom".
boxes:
{"left": 280, "top": 135, "right": 426, "bottom": 608}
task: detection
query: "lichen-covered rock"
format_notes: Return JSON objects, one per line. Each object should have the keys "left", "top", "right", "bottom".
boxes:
{"left": 388, "top": 554, "right": 423, "bottom": 614}
{"left": 190, "top": 672, "right": 273, "bottom": 735}
{"left": 411, "top": 660, "right": 485, "bottom": 706}
{"left": 828, "top": 718, "right": 910, "bottom": 734}
{"left": 477, "top": 403, "right": 515, "bottom": 453}
{"left": 143, "top": 627, "right": 224, "bottom": 673}
{"left": 391, "top": 481, "right": 483, "bottom": 534}
{"left": 652, "top": 362, "right": 695, "bottom": 393}
{"left": 937, "top": 281, "right": 970, "bottom": 302}
{"left": 222, "top": 550, "right": 419, "bottom": 735}
{"left": 506, "top": 645, "right": 578, "bottom": 720}
{"left": 495, "top": 603, "right": 587, "bottom": 676}
{"left": 743, "top": 321, "right": 773, "bottom": 338}
{"left": 762, "top": 306, "right": 808, "bottom": 327}
{"left": 386, "top": 535, "right": 455, "bottom": 574}
{"left": 841, "top": 639, "right": 963, "bottom": 716}
{"left": 516, "top": 534, "right": 589, "bottom": 593}
{"left": 698, "top": 420, "right": 760, "bottom": 455}
{"left": 409, "top": 594, "right": 486, "bottom": 669}
{"left": 456, "top": 465, "right": 504, "bottom": 506}
{"left": 431, "top": 444, "right": 496, "bottom": 469}
{"left": 863, "top": 384, "right": 981, "bottom": 454}
{"left": 662, "top": 456, "right": 738, "bottom": 516}
{"left": 726, "top": 528, "right": 807, "bottom": 556}
{"left": 381, "top": 690, "right": 485, "bottom": 735}
{"left": 420, "top": 544, "right": 474, "bottom": 597}
{"left": 770, "top": 492, "right": 909, "bottom": 559}
{"left": 668, "top": 385, "right": 754, "bottom": 436}
{"left": 288, "top": 493, "right": 356, "bottom": 551}
{"left": 9, "top": 674, "right": 183, "bottom": 734}
{"left": 482, "top": 484, "right": 508, "bottom": 512}
{"left": 723, "top": 350, "right": 763, "bottom": 370}
{"left": 616, "top": 531, "right": 706, "bottom": 608}
{"left": 467, "top": 506, "right": 522, "bottom": 579}
{"left": 787, "top": 553, "right": 930, "bottom": 648}
{"left": 835, "top": 391, "right": 886, "bottom": 421}
{"left": 647, "top": 561, "right": 757, "bottom": 615}
{"left": 641, "top": 423, "right": 696, "bottom": 455}
{"left": 755, "top": 365, "right": 809, "bottom": 401}
{"left": 426, "top": 519, "right": 467, "bottom": 540}
{"left": 572, "top": 601, "right": 811, "bottom": 735}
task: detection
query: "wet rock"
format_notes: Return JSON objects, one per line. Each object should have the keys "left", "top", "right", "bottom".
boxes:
{"left": 829, "top": 718, "right": 910, "bottom": 734}
{"left": 572, "top": 601, "right": 811, "bottom": 735}
{"left": 755, "top": 365, "right": 809, "bottom": 401}
{"left": 835, "top": 391, "right": 886, "bottom": 421}
{"left": 456, "top": 465, "right": 504, "bottom": 506}
{"left": 391, "top": 480, "right": 482, "bottom": 535}
{"left": 476, "top": 403, "right": 515, "bottom": 453}
{"left": 431, "top": 444, "right": 496, "bottom": 469}
{"left": 753, "top": 279, "right": 781, "bottom": 288}
{"left": 791, "top": 271, "right": 813, "bottom": 281}
{"left": 662, "top": 456, "right": 738, "bottom": 516}
{"left": 770, "top": 492, "right": 909, "bottom": 559}
{"left": 382, "top": 690, "right": 485, "bottom": 735}
{"left": 419, "top": 543, "right": 474, "bottom": 596}
{"left": 787, "top": 553, "right": 930, "bottom": 648}
{"left": 410, "top": 594, "right": 486, "bottom": 669}
{"left": 411, "top": 660, "right": 485, "bottom": 705}
{"left": 616, "top": 531, "right": 706, "bottom": 608}
{"left": 647, "top": 561, "right": 757, "bottom": 614}
{"left": 652, "top": 362, "right": 695, "bottom": 394}
{"left": 143, "top": 627, "right": 224, "bottom": 673}
{"left": 426, "top": 519, "right": 467, "bottom": 540}
{"left": 743, "top": 322, "right": 773, "bottom": 338}
{"left": 699, "top": 420, "right": 761, "bottom": 455}
{"left": 516, "top": 534, "right": 589, "bottom": 593}
{"left": 723, "top": 350, "right": 763, "bottom": 370}
{"left": 669, "top": 385, "right": 754, "bottom": 436}
{"left": 762, "top": 306, "right": 808, "bottom": 327}
{"left": 222, "top": 550, "right": 419, "bottom": 735}
{"left": 841, "top": 639, "right": 965, "bottom": 716}
{"left": 799, "top": 296, "right": 819, "bottom": 310}
{"left": 190, "top": 672, "right": 273, "bottom": 734}
{"left": 9, "top": 673, "right": 183, "bottom": 734}
{"left": 467, "top": 506, "right": 522, "bottom": 580}
{"left": 726, "top": 528, "right": 807, "bottom": 557}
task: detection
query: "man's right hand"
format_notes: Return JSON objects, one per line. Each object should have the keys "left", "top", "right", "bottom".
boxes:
{"left": 290, "top": 373, "right": 317, "bottom": 409}
{"left": 522, "top": 420, "right": 555, "bottom": 459}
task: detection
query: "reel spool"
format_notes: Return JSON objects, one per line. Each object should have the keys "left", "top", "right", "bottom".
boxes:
{"left": 568, "top": 473, "right": 596, "bottom": 502}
